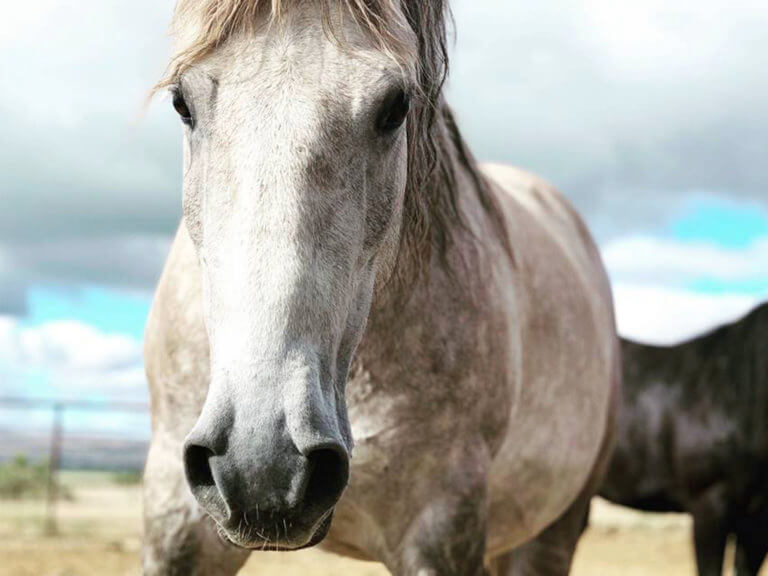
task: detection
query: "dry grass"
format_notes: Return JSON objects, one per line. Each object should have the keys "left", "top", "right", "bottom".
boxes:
{"left": 0, "top": 472, "right": 764, "bottom": 576}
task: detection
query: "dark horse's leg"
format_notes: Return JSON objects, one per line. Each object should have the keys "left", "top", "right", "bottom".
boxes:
{"left": 734, "top": 508, "right": 768, "bottom": 576}
{"left": 734, "top": 536, "right": 768, "bottom": 576}
{"left": 690, "top": 486, "right": 730, "bottom": 576}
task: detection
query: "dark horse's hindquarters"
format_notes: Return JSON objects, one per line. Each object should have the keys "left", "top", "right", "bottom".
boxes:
{"left": 599, "top": 303, "right": 768, "bottom": 576}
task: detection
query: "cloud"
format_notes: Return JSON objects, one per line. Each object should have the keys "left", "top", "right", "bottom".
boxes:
{"left": 602, "top": 236, "right": 768, "bottom": 288}
{"left": 0, "top": 1, "right": 179, "bottom": 313}
{"left": 11, "top": 322, "right": 141, "bottom": 371}
{"left": 0, "top": 317, "right": 145, "bottom": 397}
{"left": 0, "top": 272, "right": 28, "bottom": 316}
{"left": 1, "top": 0, "right": 766, "bottom": 312}
{"left": 0, "top": 1, "right": 180, "bottom": 243}
{"left": 449, "top": 0, "right": 768, "bottom": 238}
{"left": 602, "top": 232, "right": 768, "bottom": 342}
{"left": 612, "top": 283, "right": 760, "bottom": 345}
{"left": 0, "top": 317, "right": 142, "bottom": 373}
{"left": 0, "top": 317, "right": 19, "bottom": 358}
{"left": 0, "top": 235, "right": 171, "bottom": 315}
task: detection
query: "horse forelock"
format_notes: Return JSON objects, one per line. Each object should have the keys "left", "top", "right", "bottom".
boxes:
{"left": 163, "top": 0, "right": 417, "bottom": 82}
{"left": 160, "top": 0, "right": 509, "bottom": 278}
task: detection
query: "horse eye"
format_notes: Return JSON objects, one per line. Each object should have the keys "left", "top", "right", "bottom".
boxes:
{"left": 172, "top": 90, "right": 193, "bottom": 126}
{"left": 376, "top": 89, "right": 410, "bottom": 134}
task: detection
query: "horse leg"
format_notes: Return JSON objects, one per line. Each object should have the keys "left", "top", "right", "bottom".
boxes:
{"left": 734, "top": 516, "right": 768, "bottom": 576}
{"left": 690, "top": 488, "right": 730, "bottom": 576}
{"left": 394, "top": 492, "right": 491, "bottom": 576}
{"left": 490, "top": 369, "right": 617, "bottom": 576}
{"left": 142, "top": 429, "right": 250, "bottom": 576}
{"left": 691, "top": 519, "right": 728, "bottom": 576}
{"left": 489, "top": 487, "right": 591, "bottom": 576}
{"left": 734, "top": 537, "right": 767, "bottom": 576}
{"left": 387, "top": 442, "right": 492, "bottom": 576}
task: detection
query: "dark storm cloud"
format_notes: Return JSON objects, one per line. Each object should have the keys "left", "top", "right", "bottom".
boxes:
{"left": 0, "top": 236, "right": 171, "bottom": 314}
{"left": 0, "top": 1, "right": 180, "bottom": 313}
{"left": 0, "top": 280, "right": 28, "bottom": 316}
{"left": 1, "top": 0, "right": 766, "bottom": 314}
{"left": 7, "top": 236, "right": 172, "bottom": 287}
{"left": 448, "top": 0, "right": 768, "bottom": 238}
{"left": 0, "top": 0, "right": 181, "bottom": 242}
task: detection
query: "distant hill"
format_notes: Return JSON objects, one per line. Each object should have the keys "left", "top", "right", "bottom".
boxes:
{"left": 0, "top": 431, "right": 148, "bottom": 471}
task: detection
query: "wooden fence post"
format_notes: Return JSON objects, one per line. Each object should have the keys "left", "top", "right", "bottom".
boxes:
{"left": 44, "top": 403, "right": 63, "bottom": 536}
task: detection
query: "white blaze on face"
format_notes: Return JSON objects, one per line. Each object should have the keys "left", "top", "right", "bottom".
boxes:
{"left": 176, "top": 5, "right": 414, "bottom": 458}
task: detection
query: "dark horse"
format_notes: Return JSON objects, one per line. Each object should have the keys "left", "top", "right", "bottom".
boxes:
{"left": 599, "top": 302, "right": 768, "bottom": 576}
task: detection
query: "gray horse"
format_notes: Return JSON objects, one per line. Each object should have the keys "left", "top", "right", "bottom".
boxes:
{"left": 143, "top": 1, "right": 619, "bottom": 574}
{"left": 600, "top": 304, "right": 768, "bottom": 576}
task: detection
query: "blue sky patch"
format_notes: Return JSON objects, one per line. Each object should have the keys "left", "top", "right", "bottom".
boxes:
{"left": 22, "top": 285, "right": 151, "bottom": 341}
{"left": 688, "top": 278, "right": 768, "bottom": 297}
{"left": 670, "top": 197, "right": 768, "bottom": 249}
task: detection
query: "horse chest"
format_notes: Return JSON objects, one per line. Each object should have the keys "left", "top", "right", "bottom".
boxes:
{"left": 322, "top": 360, "right": 508, "bottom": 559}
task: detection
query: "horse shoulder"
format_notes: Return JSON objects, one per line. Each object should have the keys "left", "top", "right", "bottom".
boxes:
{"left": 145, "top": 224, "right": 209, "bottom": 432}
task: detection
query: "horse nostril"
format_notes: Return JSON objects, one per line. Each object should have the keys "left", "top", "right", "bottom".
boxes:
{"left": 304, "top": 447, "right": 349, "bottom": 513}
{"left": 183, "top": 442, "right": 232, "bottom": 522}
{"left": 184, "top": 443, "right": 216, "bottom": 490}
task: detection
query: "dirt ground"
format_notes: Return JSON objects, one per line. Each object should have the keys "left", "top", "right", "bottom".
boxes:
{"left": 0, "top": 472, "right": 764, "bottom": 576}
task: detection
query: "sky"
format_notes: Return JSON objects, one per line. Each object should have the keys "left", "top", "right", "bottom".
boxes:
{"left": 0, "top": 0, "right": 766, "bottom": 437}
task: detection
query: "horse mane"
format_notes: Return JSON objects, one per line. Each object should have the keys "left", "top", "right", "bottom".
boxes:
{"left": 160, "top": 0, "right": 510, "bottom": 276}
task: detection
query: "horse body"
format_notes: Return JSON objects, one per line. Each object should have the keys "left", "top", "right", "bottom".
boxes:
{"left": 145, "top": 162, "right": 617, "bottom": 575}
{"left": 143, "top": 2, "right": 618, "bottom": 574}
{"left": 320, "top": 163, "right": 618, "bottom": 565}
{"left": 600, "top": 306, "right": 768, "bottom": 576}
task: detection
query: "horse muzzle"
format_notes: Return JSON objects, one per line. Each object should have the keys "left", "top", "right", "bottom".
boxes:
{"left": 182, "top": 384, "right": 350, "bottom": 549}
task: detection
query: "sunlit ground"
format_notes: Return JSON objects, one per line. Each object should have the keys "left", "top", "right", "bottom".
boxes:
{"left": 0, "top": 471, "right": 764, "bottom": 576}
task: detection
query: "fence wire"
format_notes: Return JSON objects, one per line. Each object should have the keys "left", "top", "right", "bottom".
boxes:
{"left": 0, "top": 396, "right": 150, "bottom": 535}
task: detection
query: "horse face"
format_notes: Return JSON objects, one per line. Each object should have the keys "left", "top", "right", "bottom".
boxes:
{"left": 174, "top": 7, "right": 414, "bottom": 550}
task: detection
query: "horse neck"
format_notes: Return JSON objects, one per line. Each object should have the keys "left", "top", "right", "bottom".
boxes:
{"left": 363, "top": 159, "right": 505, "bottom": 384}
{"left": 380, "top": 134, "right": 491, "bottom": 297}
